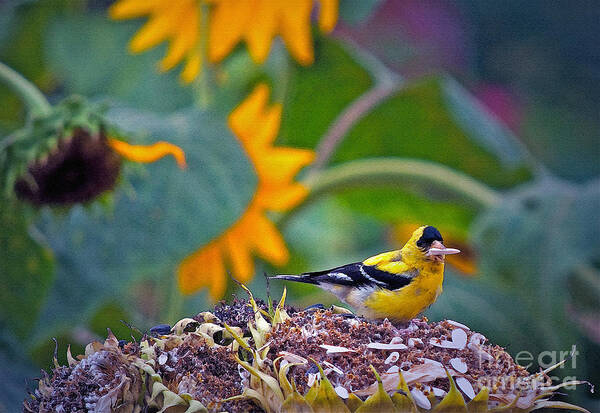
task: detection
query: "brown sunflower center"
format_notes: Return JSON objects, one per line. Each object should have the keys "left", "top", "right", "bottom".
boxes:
{"left": 14, "top": 128, "right": 122, "bottom": 206}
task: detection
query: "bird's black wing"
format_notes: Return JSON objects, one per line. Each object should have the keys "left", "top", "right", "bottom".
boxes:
{"left": 301, "top": 262, "right": 416, "bottom": 290}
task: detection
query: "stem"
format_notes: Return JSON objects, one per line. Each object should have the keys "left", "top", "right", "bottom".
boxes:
{"left": 282, "top": 158, "right": 500, "bottom": 225}
{"left": 311, "top": 84, "right": 400, "bottom": 170}
{"left": 0, "top": 61, "right": 51, "bottom": 118}
{"left": 166, "top": 276, "right": 185, "bottom": 325}
{"left": 310, "top": 36, "right": 402, "bottom": 172}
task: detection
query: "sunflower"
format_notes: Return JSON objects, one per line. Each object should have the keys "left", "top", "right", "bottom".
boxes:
{"left": 177, "top": 84, "right": 314, "bottom": 299}
{"left": 3, "top": 96, "right": 186, "bottom": 206}
{"left": 109, "top": 0, "right": 339, "bottom": 82}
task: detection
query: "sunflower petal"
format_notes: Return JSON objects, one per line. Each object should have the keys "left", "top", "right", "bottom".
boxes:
{"left": 279, "top": 0, "right": 314, "bottom": 65}
{"left": 317, "top": 0, "right": 339, "bottom": 33}
{"left": 250, "top": 213, "right": 289, "bottom": 266}
{"left": 129, "top": 6, "right": 178, "bottom": 53}
{"left": 181, "top": 51, "right": 202, "bottom": 83}
{"left": 109, "top": 0, "right": 159, "bottom": 19}
{"left": 254, "top": 147, "right": 315, "bottom": 184}
{"left": 228, "top": 84, "right": 269, "bottom": 144}
{"left": 258, "top": 183, "right": 309, "bottom": 211}
{"left": 159, "top": 5, "right": 198, "bottom": 72}
{"left": 208, "top": 0, "right": 251, "bottom": 63}
{"left": 253, "top": 104, "right": 282, "bottom": 149}
{"left": 107, "top": 139, "right": 187, "bottom": 169}
{"left": 243, "top": 0, "right": 279, "bottom": 63}
{"left": 178, "top": 243, "right": 227, "bottom": 299}
{"left": 224, "top": 228, "right": 255, "bottom": 283}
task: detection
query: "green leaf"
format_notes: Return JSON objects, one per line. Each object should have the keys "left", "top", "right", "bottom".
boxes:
{"left": 279, "top": 37, "right": 373, "bottom": 149}
{"left": 0, "top": 199, "right": 54, "bottom": 340}
{"left": 471, "top": 178, "right": 600, "bottom": 353}
{"left": 31, "top": 104, "right": 257, "bottom": 341}
{"left": 333, "top": 76, "right": 532, "bottom": 189}
{"left": 45, "top": 14, "right": 194, "bottom": 112}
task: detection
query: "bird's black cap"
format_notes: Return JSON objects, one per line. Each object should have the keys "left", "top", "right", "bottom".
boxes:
{"left": 416, "top": 226, "right": 443, "bottom": 249}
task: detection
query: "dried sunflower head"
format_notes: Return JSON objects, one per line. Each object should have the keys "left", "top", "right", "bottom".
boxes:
{"left": 2, "top": 96, "right": 122, "bottom": 206}
{"left": 2, "top": 95, "right": 186, "bottom": 207}
{"left": 24, "top": 288, "right": 592, "bottom": 413}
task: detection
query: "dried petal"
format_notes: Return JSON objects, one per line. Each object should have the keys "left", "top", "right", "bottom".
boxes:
{"left": 278, "top": 351, "right": 308, "bottom": 365}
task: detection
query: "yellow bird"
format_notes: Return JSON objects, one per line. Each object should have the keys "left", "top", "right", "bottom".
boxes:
{"left": 271, "top": 226, "right": 460, "bottom": 321}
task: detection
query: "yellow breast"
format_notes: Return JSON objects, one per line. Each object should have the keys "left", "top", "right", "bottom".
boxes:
{"left": 362, "top": 263, "right": 444, "bottom": 321}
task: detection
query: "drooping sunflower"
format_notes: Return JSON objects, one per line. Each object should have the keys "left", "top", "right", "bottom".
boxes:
{"left": 177, "top": 84, "right": 314, "bottom": 299}
{"left": 109, "top": 0, "right": 339, "bottom": 82}
{"left": 2, "top": 96, "right": 186, "bottom": 207}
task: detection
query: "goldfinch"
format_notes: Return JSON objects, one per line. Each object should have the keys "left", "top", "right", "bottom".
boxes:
{"left": 271, "top": 226, "right": 460, "bottom": 321}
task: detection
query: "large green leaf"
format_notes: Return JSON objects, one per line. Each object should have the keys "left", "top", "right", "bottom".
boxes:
{"left": 326, "top": 75, "right": 532, "bottom": 232}
{"left": 278, "top": 36, "right": 373, "bottom": 149}
{"left": 333, "top": 76, "right": 532, "bottom": 188}
{"left": 470, "top": 178, "right": 600, "bottom": 356}
{"left": 31, "top": 104, "right": 257, "bottom": 341}
{"left": 45, "top": 14, "right": 194, "bottom": 112}
{"left": 0, "top": 199, "right": 54, "bottom": 340}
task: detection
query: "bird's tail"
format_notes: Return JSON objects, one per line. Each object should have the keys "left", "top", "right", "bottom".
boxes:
{"left": 269, "top": 274, "right": 318, "bottom": 284}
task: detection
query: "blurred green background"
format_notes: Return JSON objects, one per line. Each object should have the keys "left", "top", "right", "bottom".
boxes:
{"left": 0, "top": 0, "right": 598, "bottom": 411}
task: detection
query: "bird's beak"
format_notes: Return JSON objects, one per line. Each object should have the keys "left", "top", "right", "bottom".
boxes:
{"left": 426, "top": 240, "right": 461, "bottom": 257}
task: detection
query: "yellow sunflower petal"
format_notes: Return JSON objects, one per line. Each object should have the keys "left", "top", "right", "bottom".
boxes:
{"left": 109, "top": 0, "right": 159, "bottom": 19}
{"left": 252, "top": 104, "right": 282, "bottom": 148}
{"left": 177, "top": 84, "right": 314, "bottom": 298}
{"left": 178, "top": 246, "right": 210, "bottom": 295}
{"left": 257, "top": 183, "right": 309, "bottom": 211}
{"left": 224, "top": 226, "right": 255, "bottom": 283}
{"left": 107, "top": 138, "right": 187, "bottom": 169}
{"left": 128, "top": 5, "right": 179, "bottom": 53}
{"left": 208, "top": 0, "right": 252, "bottom": 63}
{"left": 228, "top": 83, "right": 269, "bottom": 144}
{"left": 250, "top": 212, "right": 289, "bottom": 266}
{"left": 243, "top": 0, "right": 279, "bottom": 63}
{"left": 254, "top": 147, "right": 315, "bottom": 184}
{"left": 178, "top": 243, "right": 227, "bottom": 299}
{"left": 159, "top": 2, "right": 198, "bottom": 72}
{"left": 317, "top": 0, "right": 339, "bottom": 33}
{"left": 205, "top": 245, "right": 227, "bottom": 300}
{"left": 181, "top": 51, "right": 202, "bottom": 83}
{"left": 279, "top": 0, "right": 314, "bottom": 65}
